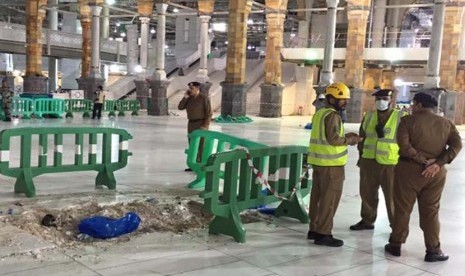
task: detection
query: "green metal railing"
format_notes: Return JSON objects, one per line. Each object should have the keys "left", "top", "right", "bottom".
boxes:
{"left": 185, "top": 130, "right": 267, "bottom": 189}
{"left": 115, "top": 100, "right": 140, "bottom": 116}
{"left": 104, "top": 100, "right": 117, "bottom": 117}
{"left": 202, "top": 145, "right": 311, "bottom": 243}
{"left": 33, "top": 98, "right": 66, "bottom": 118}
{"left": 12, "top": 97, "right": 34, "bottom": 119}
{"left": 65, "top": 99, "right": 93, "bottom": 118}
{"left": 0, "top": 127, "right": 133, "bottom": 198}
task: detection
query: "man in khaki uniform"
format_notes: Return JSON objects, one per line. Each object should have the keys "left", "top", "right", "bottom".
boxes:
{"left": 350, "top": 89, "right": 407, "bottom": 231}
{"left": 385, "top": 92, "right": 462, "bottom": 262}
{"left": 178, "top": 82, "right": 212, "bottom": 171}
{"left": 307, "top": 82, "right": 361, "bottom": 247}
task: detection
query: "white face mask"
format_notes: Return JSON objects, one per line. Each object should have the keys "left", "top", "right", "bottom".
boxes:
{"left": 376, "top": 100, "right": 390, "bottom": 111}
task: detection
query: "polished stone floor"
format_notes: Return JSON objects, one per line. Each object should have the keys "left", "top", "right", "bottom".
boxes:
{"left": 0, "top": 111, "right": 464, "bottom": 276}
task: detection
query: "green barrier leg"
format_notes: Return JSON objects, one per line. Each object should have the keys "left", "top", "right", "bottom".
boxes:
{"left": 187, "top": 174, "right": 206, "bottom": 189}
{"left": 83, "top": 111, "right": 90, "bottom": 118}
{"left": 209, "top": 205, "right": 246, "bottom": 243}
{"left": 65, "top": 112, "right": 73, "bottom": 118}
{"left": 131, "top": 110, "right": 139, "bottom": 116}
{"left": 274, "top": 190, "right": 309, "bottom": 223}
{"left": 118, "top": 111, "right": 125, "bottom": 117}
{"left": 14, "top": 169, "right": 36, "bottom": 198}
{"left": 108, "top": 111, "right": 116, "bottom": 117}
{"left": 95, "top": 165, "right": 116, "bottom": 190}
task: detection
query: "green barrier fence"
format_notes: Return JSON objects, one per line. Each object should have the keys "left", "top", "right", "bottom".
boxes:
{"left": 12, "top": 97, "right": 34, "bottom": 119}
{"left": 104, "top": 100, "right": 117, "bottom": 117}
{"left": 115, "top": 100, "right": 140, "bottom": 116}
{"left": 214, "top": 115, "right": 253, "bottom": 123}
{"left": 0, "top": 127, "right": 133, "bottom": 197}
{"left": 33, "top": 98, "right": 66, "bottom": 118}
{"left": 202, "top": 145, "right": 311, "bottom": 243}
{"left": 65, "top": 99, "right": 93, "bottom": 118}
{"left": 185, "top": 130, "right": 267, "bottom": 189}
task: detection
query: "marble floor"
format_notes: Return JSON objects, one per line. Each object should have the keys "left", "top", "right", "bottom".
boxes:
{"left": 0, "top": 111, "right": 464, "bottom": 276}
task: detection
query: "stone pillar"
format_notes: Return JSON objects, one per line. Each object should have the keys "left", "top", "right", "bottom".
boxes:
{"left": 319, "top": 0, "right": 340, "bottom": 86}
{"left": 24, "top": 0, "right": 49, "bottom": 93}
{"left": 48, "top": 0, "right": 59, "bottom": 93}
{"left": 259, "top": 0, "right": 288, "bottom": 118}
{"left": 79, "top": 4, "right": 92, "bottom": 78}
{"left": 456, "top": 69, "right": 465, "bottom": 91}
{"left": 425, "top": 0, "right": 446, "bottom": 89}
{"left": 101, "top": 5, "right": 109, "bottom": 39}
{"left": 344, "top": 0, "right": 371, "bottom": 88}
{"left": 126, "top": 24, "right": 139, "bottom": 75}
{"left": 148, "top": 2, "right": 170, "bottom": 116}
{"left": 197, "top": 15, "right": 211, "bottom": 82}
{"left": 363, "top": 68, "right": 382, "bottom": 90}
{"left": 77, "top": 1, "right": 104, "bottom": 99}
{"left": 386, "top": 0, "right": 400, "bottom": 48}
{"left": 439, "top": 3, "right": 465, "bottom": 90}
{"left": 461, "top": 10, "right": 465, "bottom": 58}
{"left": 140, "top": 17, "right": 150, "bottom": 69}
{"left": 0, "top": 54, "right": 14, "bottom": 89}
{"left": 296, "top": 0, "right": 313, "bottom": 48}
{"left": 381, "top": 70, "right": 396, "bottom": 90}
{"left": 295, "top": 65, "right": 316, "bottom": 115}
{"left": 221, "top": 0, "right": 253, "bottom": 117}
{"left": 371, "top": 0, "right": 387, "bottom": 48}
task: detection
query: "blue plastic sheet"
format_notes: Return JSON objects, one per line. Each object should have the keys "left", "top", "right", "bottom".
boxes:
{"left": 78, "top": 212, "right": 141, "bottom": 239}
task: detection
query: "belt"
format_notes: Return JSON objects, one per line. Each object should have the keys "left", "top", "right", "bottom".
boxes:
{"left": 399, "top": 157, "right": 415, "bottom": 162}
{"left": 189, "top": 119, "right": 204, "bottom": 123}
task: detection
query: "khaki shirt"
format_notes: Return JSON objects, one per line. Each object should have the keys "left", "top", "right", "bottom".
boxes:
{"left": 178, "top": 93, "right": 212, "bottom": 129}
{"left": 396, "top": 109, "right": 462, "bottom": 166}
{"left": 324, "top": 111, "right": 349, "bottom": 146}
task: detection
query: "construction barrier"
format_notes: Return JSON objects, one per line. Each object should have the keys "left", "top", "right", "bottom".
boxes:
{"left": 33, "top": 98, "right": 66, "bottom": 118}
{"left": 12, "top": 97, "right": 34, "bottom": 119}
{"left": 202, "top": 145, "right": 311, "bottom": 243}
{"left": 0, "top": 127, "right": 133, "bottom": 197}
{"left": 185, "top": 130, "right": 267, "bottom": 189}
{"left": 65, "top": 99, "right": 93, "bottom": 118}
{"left": 104, "top": 100, "right": 117, "bottom": 117}
{"left": 115, "top": 100, "right": 140, "bottom": 116}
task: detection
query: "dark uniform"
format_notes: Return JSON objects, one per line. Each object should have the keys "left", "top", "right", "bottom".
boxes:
{"left": 385, "top": 92, "right": 462, "bottom": 262}
{"left": 0, "top": 80, "right": 13, "bottom": 121}
{"left": 178, "top": 92, "right": 212, "bottom": 134}
{"left": 351, "top": 90, "right": 406, "bottom": 230}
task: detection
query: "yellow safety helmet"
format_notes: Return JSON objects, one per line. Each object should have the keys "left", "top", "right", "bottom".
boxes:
{"left": 325, "top": 82, "right": 351, "bottom": 99}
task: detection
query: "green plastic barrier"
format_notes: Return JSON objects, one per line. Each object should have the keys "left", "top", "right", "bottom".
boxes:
{"left": 33, "top": 98, "right": 66, "bottom": 118}
{"left": 65, "top": 99, "right": 93, "bottom": 118}
{"left": 186, "top": 130, "right": 267, "bottom": 189}
{"left": 12, "top": 97, "right": 34, "bottom": 119}
{"left": 104, "top": 100, "right": 117, "bottom": 117}
{"left": 214, "top": 115, "right": 253, "bottom": 123}
{"left": 202, "top": 145, "right": 311, "bottom": 243}
{"left": 0, "top": 127, "right": 133, "bottom": 198}
{"left": 115, "top": 100, "right": 141, "bottom": 116}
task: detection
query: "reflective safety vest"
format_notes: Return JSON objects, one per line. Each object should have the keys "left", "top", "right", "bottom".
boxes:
{"left": 361, "top": 110, "right": 406, "bottom": 165}
{"left": 307, "top": 108, "right": 348, "bottom": 166}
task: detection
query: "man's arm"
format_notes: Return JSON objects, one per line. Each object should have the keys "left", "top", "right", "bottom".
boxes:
{"left": 178, "top": 95, "right": 189, "bottom": 110}
{"left": 435, "top": 121, "right": 462, "bottom": 166}
{"left": 325, "top": 112, "right": 359, "bottom": 146}
{"left": 396, "top": 118, "right": 427, "bottom": 164}
{"left": 357, "top": 115, "right": 367, "bottom": 155}
{"left": 202, "top": 97, "right": 212, "bottom": 129}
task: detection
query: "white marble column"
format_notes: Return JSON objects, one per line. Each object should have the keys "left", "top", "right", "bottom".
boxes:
{"left": 140, "top": 17, "right": 150, "bottom": 69}
{"left": 460, "top": 10, "right": 465, "bottom": 58}
{"left": 424, "top": 0, "right": 446, "bottom": 88}
{"left": 126, "top": 24, "right": 139, "bottom": 75}
{"left": 154, "top": 3, "right": 168, "bottom": 80}
{"left": 387, "top": 0, "right": 400, "bottom": 48}
{"left": 101, "top": 5, "right": 110, "bottom": 39}
{"left": 197, "top": 15, "right": 211, "bottom": 82}
{"left": 371, "top": 0, "right": 387, "bottom": 47}
{"left": 48, "top": 0, "right": 59, "bottom": 93}
{"left": 90, "top": 5, "right": 103, "bottom": 78}
{"left": 297, "top": 0, "right": 313, "bottom": 48}
{"left": 319, "top": 0, "right": 340, "bottom": 86}
{"left": 0, "top": 53, "right": 13, "bottom": 73}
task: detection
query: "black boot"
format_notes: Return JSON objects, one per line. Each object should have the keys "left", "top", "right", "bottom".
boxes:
{"left": 350, "top": 220, "right": 374, "bottom": 231}
{"left": 314, "top": 234, "right": 344, "bottom": 247}
{"left": 384, "top": 244, "right": 401, "bottom": 257}
{"left": 307, "top": 230, "right": 316, "bottom": 240}
{"left": 425, "top": 252, "right": 449, "bottom": 262}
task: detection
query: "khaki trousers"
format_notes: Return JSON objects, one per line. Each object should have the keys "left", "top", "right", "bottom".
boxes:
{"left": 359, "top": 158, "right": 395, "bottom": 226}
{"left": 309, "top": 166, "right": 345, "bottom": 235}
{"left": 389, "top": 160, "right": 446, "bottom": 253}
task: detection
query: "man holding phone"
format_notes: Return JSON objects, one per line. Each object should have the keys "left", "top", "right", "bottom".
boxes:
{"left": 178, "top": 82, "right": 212, "bottom": 171}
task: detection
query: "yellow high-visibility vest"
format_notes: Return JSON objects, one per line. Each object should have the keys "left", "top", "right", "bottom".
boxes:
{"left": 361, "top": 110, "right": 406, "bottom": 165}
{"left": 308, "top": 108, "right": 348, "bottom": 166}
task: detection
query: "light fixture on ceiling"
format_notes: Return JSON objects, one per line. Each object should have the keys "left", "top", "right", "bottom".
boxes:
{"left": 290, "top": 33, "right": 296, "bottom": 38}
{"left": 150, "top": 28, "right": 156, "bottom": 34}
{"left": 116, "top": 22, "right": 121, "bottom": 27}
{"left": 247, "top": 19, "right": 254, "bottom": 25}
{"left": 212, "top": 22, "right": 227, "bottom": 32}
{"left": 173, "top": 8, "right": 179, "bottom": 13}
{"left": 106, "top": 0, "right": 115, "bottom": 5}
{"left": 120, "top": 32, "right": 126, "bottom": 37}
{"left": 134, "top": 65, "right": 143, "bottom": 73}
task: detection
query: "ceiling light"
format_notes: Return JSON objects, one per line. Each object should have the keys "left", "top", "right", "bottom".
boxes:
{"left": 134, "top": 65, "right": 143, "bottom": 73}
{"left": 394, "top": 79, "right": 404, "bottom": 86}
{"left": 120, "top": 32, "right": 126, "bottom": 37}
{"left": 212, "top": 22, "right": 227, "bottom": 32}
{"left": 173, "top": 8, "right": 179, "bottom": 13}
{"left": 247, "top": 19, "right": 254, "bottom": 25}
{"left": 290, "top": 33, "right": 296, "bottom": 38}
{"left": 150, "top": 28, "right": 156, "bottom": 34}
{"left": 116, "top": 22, "right": 121, "bottom": 27}
{"left": 106, "top": 0, "right": 115, "bottom": 5}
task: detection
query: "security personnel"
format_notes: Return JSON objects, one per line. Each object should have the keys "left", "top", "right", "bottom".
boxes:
{"left": 350, "top": 89, "right": 407, "bottom": 231}
{"left": 385, "top": 92, "right": 462, "bottom": 262}
{"left": 0, "top": 78, "right": 13, "bottom": 122}
{"left": 307, "top": 82, "right": 361, "bottom": 247}
{"left": 178, "top": 81, "right": 212, "bottom": 171}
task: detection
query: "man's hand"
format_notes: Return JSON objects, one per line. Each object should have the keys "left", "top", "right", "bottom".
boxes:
{"left": 345, "top": 132, "right": 362, "bottom": 146}
{"left": 423, "top": 159, "right": 436, "bottom": 167}
{"left": 422, "top": 163, "right": 441, "bottom": 178}
{"left": 184, "top": 90, "right": 191, "bottom": 98}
